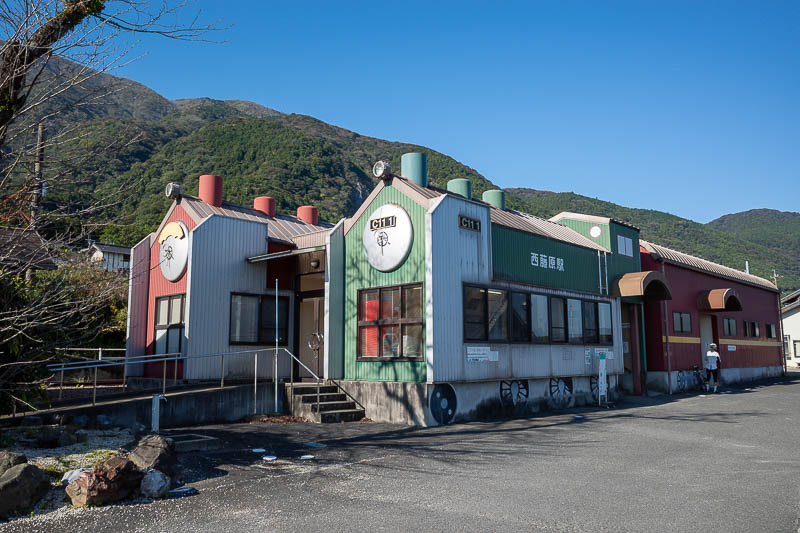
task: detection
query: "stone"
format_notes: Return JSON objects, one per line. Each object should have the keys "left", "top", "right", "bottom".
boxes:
{"left": 34, "top": 427, "right": 62, "bottom": 448}
{"left": 20, "top": 415, "right": 43, "bottom": 427}
{"left": 65, "top": 456, "right": 143, "bottom": 507}
{"left": 61, "top": 468, "right": 92, "bottom": 487}
{"left": 140, "top": 469, "right": 171, "bottom": 498}
{"left": 57, "top": 431, "right": 78, "bottom": 447}
{"left": 0, "top": 451, "right": 26, "bottom": 477}
{"left": 72, "top": 415, "right": 89, "bottom": 428}
{"left": 129, "top": 421, "right": 147, "bottom": 437}
{"left": 96, "top": 414, "right": 113, "bottom": 429}
{"left": 129, "top": 435, "right": 180, "bottom": 478}
{"left": 0, "top": 464, "right": 51, "bottom": 518}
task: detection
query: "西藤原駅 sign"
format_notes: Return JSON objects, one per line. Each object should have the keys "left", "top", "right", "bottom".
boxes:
{"left": 363, "top": 204, "right": 413, "bottom": 272}
{"left": 530, "top": 252, "right": 564, "bottom": 272}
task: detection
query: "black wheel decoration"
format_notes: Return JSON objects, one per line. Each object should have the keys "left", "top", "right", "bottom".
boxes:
{"left": 590, "top": 375, "right": 610, "bottom": 401}
{"left": 549, "top": 377, "right": 573, "bottom": 409}
{"left": 500, "top": 380, "right": 529, "bottom": 406}
{"left": 430, "top": 384, "right": 457, "bottom": 425}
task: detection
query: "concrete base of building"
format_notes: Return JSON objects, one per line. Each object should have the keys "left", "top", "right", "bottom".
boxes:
{"left": 644, "top": 365, "right": 784, "bottom": 394}
{"left": 4, "top": 383, "right": 281, "bottom": 431}
{"left": 338, "top": 375, "right": 619, "bottom": 427}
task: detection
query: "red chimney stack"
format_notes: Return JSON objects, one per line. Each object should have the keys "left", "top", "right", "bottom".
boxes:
{"left": 297, "top": 205, "right": 319, "bottom": 226}
{"left": 198, "top": 174, "right": 223, "bottom": 207}
{"left": 254, "top": 196, "right": 277, "bottom": 217}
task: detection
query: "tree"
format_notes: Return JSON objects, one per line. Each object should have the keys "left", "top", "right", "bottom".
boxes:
{"left": 0, "top": 0, "right": 220, "bottom": 413}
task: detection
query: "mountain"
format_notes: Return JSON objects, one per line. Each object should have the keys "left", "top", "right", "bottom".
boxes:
{"left": 6, "top": 56, "right": 799, "bottom": 292}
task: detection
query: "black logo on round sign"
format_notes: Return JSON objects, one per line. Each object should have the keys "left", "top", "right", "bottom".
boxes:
{"left": 376, "top": 231, "right": 389, "bottom": 255}
{"left": 370, "top": 216, "right": 396, "bottom": 231}
{"left": 459, "top": 215, "right": 481, "bottom": 232}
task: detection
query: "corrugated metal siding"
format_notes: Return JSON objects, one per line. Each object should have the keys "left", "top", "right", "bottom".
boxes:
{"left": 491, "top": 225, "right": 602, "bottom": 294}
{"left": 125, "top": 236, "right": 151, "bottom": 377}
{"left": 145, "top": 205, "right": 197, "bottom": 359}
{"left": 325, "top": 221, "right": 345, "bottom": 379}
{"left": 293, "top": 230, "right": 330, "bottom": 249}
{"left": 184, "top": 216, "right": 291, "bottom": 379}
{"left": 343, "top": 186, "right": 427, "bottom": 382}
{"left": 429, "top": 195, "right": 492, "bottom": 382}
{"left": 607, "top": 222, "right": 641, "bottom": 285}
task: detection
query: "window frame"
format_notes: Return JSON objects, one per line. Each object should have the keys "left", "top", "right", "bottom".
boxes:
{"left": 509, "top": 291, "right": 531, "bottom": 343}
{"left": 229, "top": 292, "right": 291, "bottom": 346}
{"left": 582, "top": 300, "right": 599, "bottom": 345}
{"left": 549, "top": 296, "right": 568, "bottom": 344}
{"left": 723, "top": 317, "right": 737, "bottom": 337}
{"left": 154, "top": 293, "right": 185, "bottom": 354}
{"left": 766, "top": 323, "right": 777, "bottom": 339}
{"left": 742, "top": 320, "right": 750, "bottom": 337}
{"left": 673, "top": 311, "right": 691, "bottom": 333}
{"left": 751, "top": 321, "right": 760, "bottom": 338}
{"left": 530, "top": 293, "right": 550, "bottom": 344}
{"left": 357, "top": 283, "right": 424, "bottom": 362}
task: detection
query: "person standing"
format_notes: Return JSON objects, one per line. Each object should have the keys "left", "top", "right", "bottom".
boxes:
{"left": 705, "top": 343, "right": 722, "bottom": 393}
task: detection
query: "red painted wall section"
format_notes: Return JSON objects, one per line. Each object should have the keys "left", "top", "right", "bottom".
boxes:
{"left": 640, "top": 250, "right": 781, "bottom": 371}
{"left": 144, "top": 204, "right": 197, "bottom": 377}
{"left": 267, "top": 242, "right": 294, "bottom": 290}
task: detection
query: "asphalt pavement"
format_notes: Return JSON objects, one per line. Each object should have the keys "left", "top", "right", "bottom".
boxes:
{"left": 5, "top": 373, "right": 800, "bottom": 533}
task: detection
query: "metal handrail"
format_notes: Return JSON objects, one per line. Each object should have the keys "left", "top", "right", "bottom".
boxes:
{"left": 328, "top": 378, "right": 366, "bottom": 411}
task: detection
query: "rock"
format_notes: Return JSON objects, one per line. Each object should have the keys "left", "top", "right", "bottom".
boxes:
{"left": 0, "top": 451, "right": 26, "bottom": 477}
{"left": 129, "top": 435, "right": 180, "bottom": 478}
{"left": 34, "top": 427, "right": 62, "bottom": 448}
{"left": 57, "top": 431, "right": 78, "bottom": 447}
{"left": 140, "top": 469, "right": 171, "bottom": 498}
{"left": 129, "top": 421, "right": 147, "bottom": 437}
{"left": 72, "top": 415, "right": 89, "bottom": 428}
{"left": 0, "top": 464, "right": 51, "bottom": 518}
{"left": 65, "top": 456, "right": 143, "bottom": 507}
{"left": 20, "top": 415, "right": 43, "bottom": 427}
{"left": 61, "top": 468, "right": 91, "bottom": 486}
{"left": 95, "top": 414, "right": 113, "bottom": 429}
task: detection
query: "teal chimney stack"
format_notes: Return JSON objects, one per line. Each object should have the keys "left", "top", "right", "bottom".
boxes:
{"left": 482, "top": 189, "right": 506, "bottom": 210}
{"left": 401, "top": 152, "right": 427, "bottom": 187}
{"left": 447, "top": 178, "right": 472, "bottom": 199}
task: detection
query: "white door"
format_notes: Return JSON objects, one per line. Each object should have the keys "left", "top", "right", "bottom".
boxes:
{"left": 699, "top": 314, "right": 714, "bottom": 361}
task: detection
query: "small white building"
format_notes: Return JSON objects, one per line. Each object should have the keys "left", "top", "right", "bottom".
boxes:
{"left": 87, "top": 243, "right": 131, "bottom": 273}
{"left": 782, "top": 289, "right": 800, "bottom": 364}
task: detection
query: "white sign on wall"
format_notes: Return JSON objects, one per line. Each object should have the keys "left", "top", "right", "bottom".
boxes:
{"left": 158, "top": 221, "right": 189, "bottom": 282}
{"left": 466, "top": 346, "right": 498, "bottom": 363}
{"left": 728, "top": 345, "right": 737, "bottom": 351}
{"left": 598, "top": 352, "right": 608, "bottom": 404}
{"left": 530, "top": 252, "right": 565, "bottom": 272}
{"left": 362, "top": 204, "right": 414, "bottom": 272}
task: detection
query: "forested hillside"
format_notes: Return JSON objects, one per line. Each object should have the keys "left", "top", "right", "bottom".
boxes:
{"left": 5, "top": 57, "right": 798, "bottom": 292}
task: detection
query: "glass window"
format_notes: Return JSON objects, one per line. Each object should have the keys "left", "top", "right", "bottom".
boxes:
{"left": 463, "top": 286, "right": 487, "bottom": 341}
{"left": 531, "top": 294, "right": 549, "bottom": 343}
{"left": 487, "top": 289, "right": 508, "bottom": 341}
{"left": 157, "top": 298, "right": 169, "bottom": 326}
{"left": 550, "top": 297, "right": 566, "bottom": 343}
{"left": 766, "top": 323, "right": 776, "bottom": 339}
{"left": 743, "top": 320, "right": 750, "bottom": 337}
{"left": 681, "top": 313, "right": 691, "bottom": 333}
{"left": 230, "top": 294, "right": 259, "bottom": 344}
{"left": 169, "top": 295, "right": 183, "bottom": 325}
{"left": 583, "top": 301, "right": 598, "bottom": 344}
{"left": 567, "top": 299, "right": 583, "bottom": 344}
{"left": 359, "top": 283, "right": 424, "bottom": 359}
{"left": 154, "top": 329, "right": 167, "bottom": 354}
{"left": 260, "top": 295, "right": 290, "bottom": 345}
{"left": 509, "top": 292, "right": 530, "bottom": 342}
{"left": 752, "top": 321, "right": 760, "bottom": 338}
{"left": 598, "top": 302, "right": 612, "bottom": 344}
{"left": 617, "top": 235, "right": 633, "bottom": 257}
{"left": 403, "top": 285, "right": 423, "bottom": 319}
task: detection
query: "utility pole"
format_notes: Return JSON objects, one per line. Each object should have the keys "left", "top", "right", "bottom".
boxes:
{"left": 25, "top": 122, "right": 45, "bottom": 283}
{"left": 771, "top": 269, "right": 788, "bottom": 373}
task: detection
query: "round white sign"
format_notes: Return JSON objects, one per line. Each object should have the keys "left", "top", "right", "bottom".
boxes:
{"left": 158, "top": 221, "right": 189, "bottom": 282}
{"left": 362, "top": 204, "right": 413, "bottom": 272}
{"left": 589, "top": 225, "right": 602, "bottom": 238}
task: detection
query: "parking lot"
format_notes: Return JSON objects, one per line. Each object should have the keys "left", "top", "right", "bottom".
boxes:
{"left": 6, "top": 373, "right": 800, "bottom": 533}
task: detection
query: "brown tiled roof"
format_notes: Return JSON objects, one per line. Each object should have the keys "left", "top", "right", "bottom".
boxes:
{"left": 640, "top": 240, "right": 777, "bottom": 292}
{"left": 398, "top": 178, "right": 606, "bottom": 251}
{"left": 179, "top": 195, "right": 333, "bottom": 245}
{"left": 0, "top": 227, "right": 56, "bottom": 271}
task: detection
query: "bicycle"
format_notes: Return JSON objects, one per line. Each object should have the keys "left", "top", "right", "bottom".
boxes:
{"left": 692, "top": 365, "right": 706, "bottom": 392}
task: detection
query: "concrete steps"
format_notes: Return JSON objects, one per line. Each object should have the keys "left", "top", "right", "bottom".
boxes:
{"left": 287, "top": 383, "right": 364, "bottom": 423}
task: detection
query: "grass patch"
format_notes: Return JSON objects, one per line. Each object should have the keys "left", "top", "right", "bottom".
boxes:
{"left": 86, "top": 449, "right": 116, "bottom": 466}
{"left": 40, "top": 464, "right": 69, "bottom": 480}
{"left": 54, "top": 454, "right": 77, "bottom": 470}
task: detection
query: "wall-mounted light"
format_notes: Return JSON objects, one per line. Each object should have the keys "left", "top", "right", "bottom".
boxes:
{"left": 310, "top": 259, "right": 320, "bottom": 269}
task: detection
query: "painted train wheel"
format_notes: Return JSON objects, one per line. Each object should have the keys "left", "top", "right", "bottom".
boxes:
{"left": 500, "top": 380, "right": 529, "bottom": 407}
{"left": 590, "top": 375, "right": 610, "bottom": 401}
{"left": 549, "top": 378, "right": 573, "bottom": 409}
{"left": 430, "top": 384, "right": 457, "bottom": 425}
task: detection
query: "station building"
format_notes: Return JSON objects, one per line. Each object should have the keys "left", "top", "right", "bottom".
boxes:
{"left": 125, "top": 152, "right": 782, "bottom": 425}
{"left": 639, "top": 241, "right": 783, "bottom": 392}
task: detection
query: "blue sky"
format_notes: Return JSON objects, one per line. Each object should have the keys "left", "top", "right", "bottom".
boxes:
{"left": 118, "top": 1, "right": 799, "bottom": 223}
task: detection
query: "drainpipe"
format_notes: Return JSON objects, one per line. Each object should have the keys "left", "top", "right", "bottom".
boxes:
{"left": 597, "top": 251, "right": 603, "bottom": 294}
{"left": 604, "top": 253, "right": 609, "bottom": 296}
{"left": 776, "top": 292, "right": 787, "bottom": 375}
{"left": 660, "top": 260, "right": 672, "bottom": 394}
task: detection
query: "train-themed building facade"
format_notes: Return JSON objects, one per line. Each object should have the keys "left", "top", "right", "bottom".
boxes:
{"left": 126, "top": 153, "right": 784, "bottom": 425}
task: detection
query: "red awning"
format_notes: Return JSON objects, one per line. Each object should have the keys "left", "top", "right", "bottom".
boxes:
{"left": 697, "top": 288, "right": 743, "bottom": 312}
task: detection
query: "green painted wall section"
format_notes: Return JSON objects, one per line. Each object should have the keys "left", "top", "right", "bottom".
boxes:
{"left": 607, "top": 222, "right": 642, "bottom": 283}
{"left": 491, "top": 225, "right": 602, "bottom": 294}
{"left": 558, "top": 218, "right": 611, "bottom": 251}
{"left": 327, "top": 223, "right": 345, "bottom": 379}
{"left": 343, "top": 186, "right": 427, "bottom": 382}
